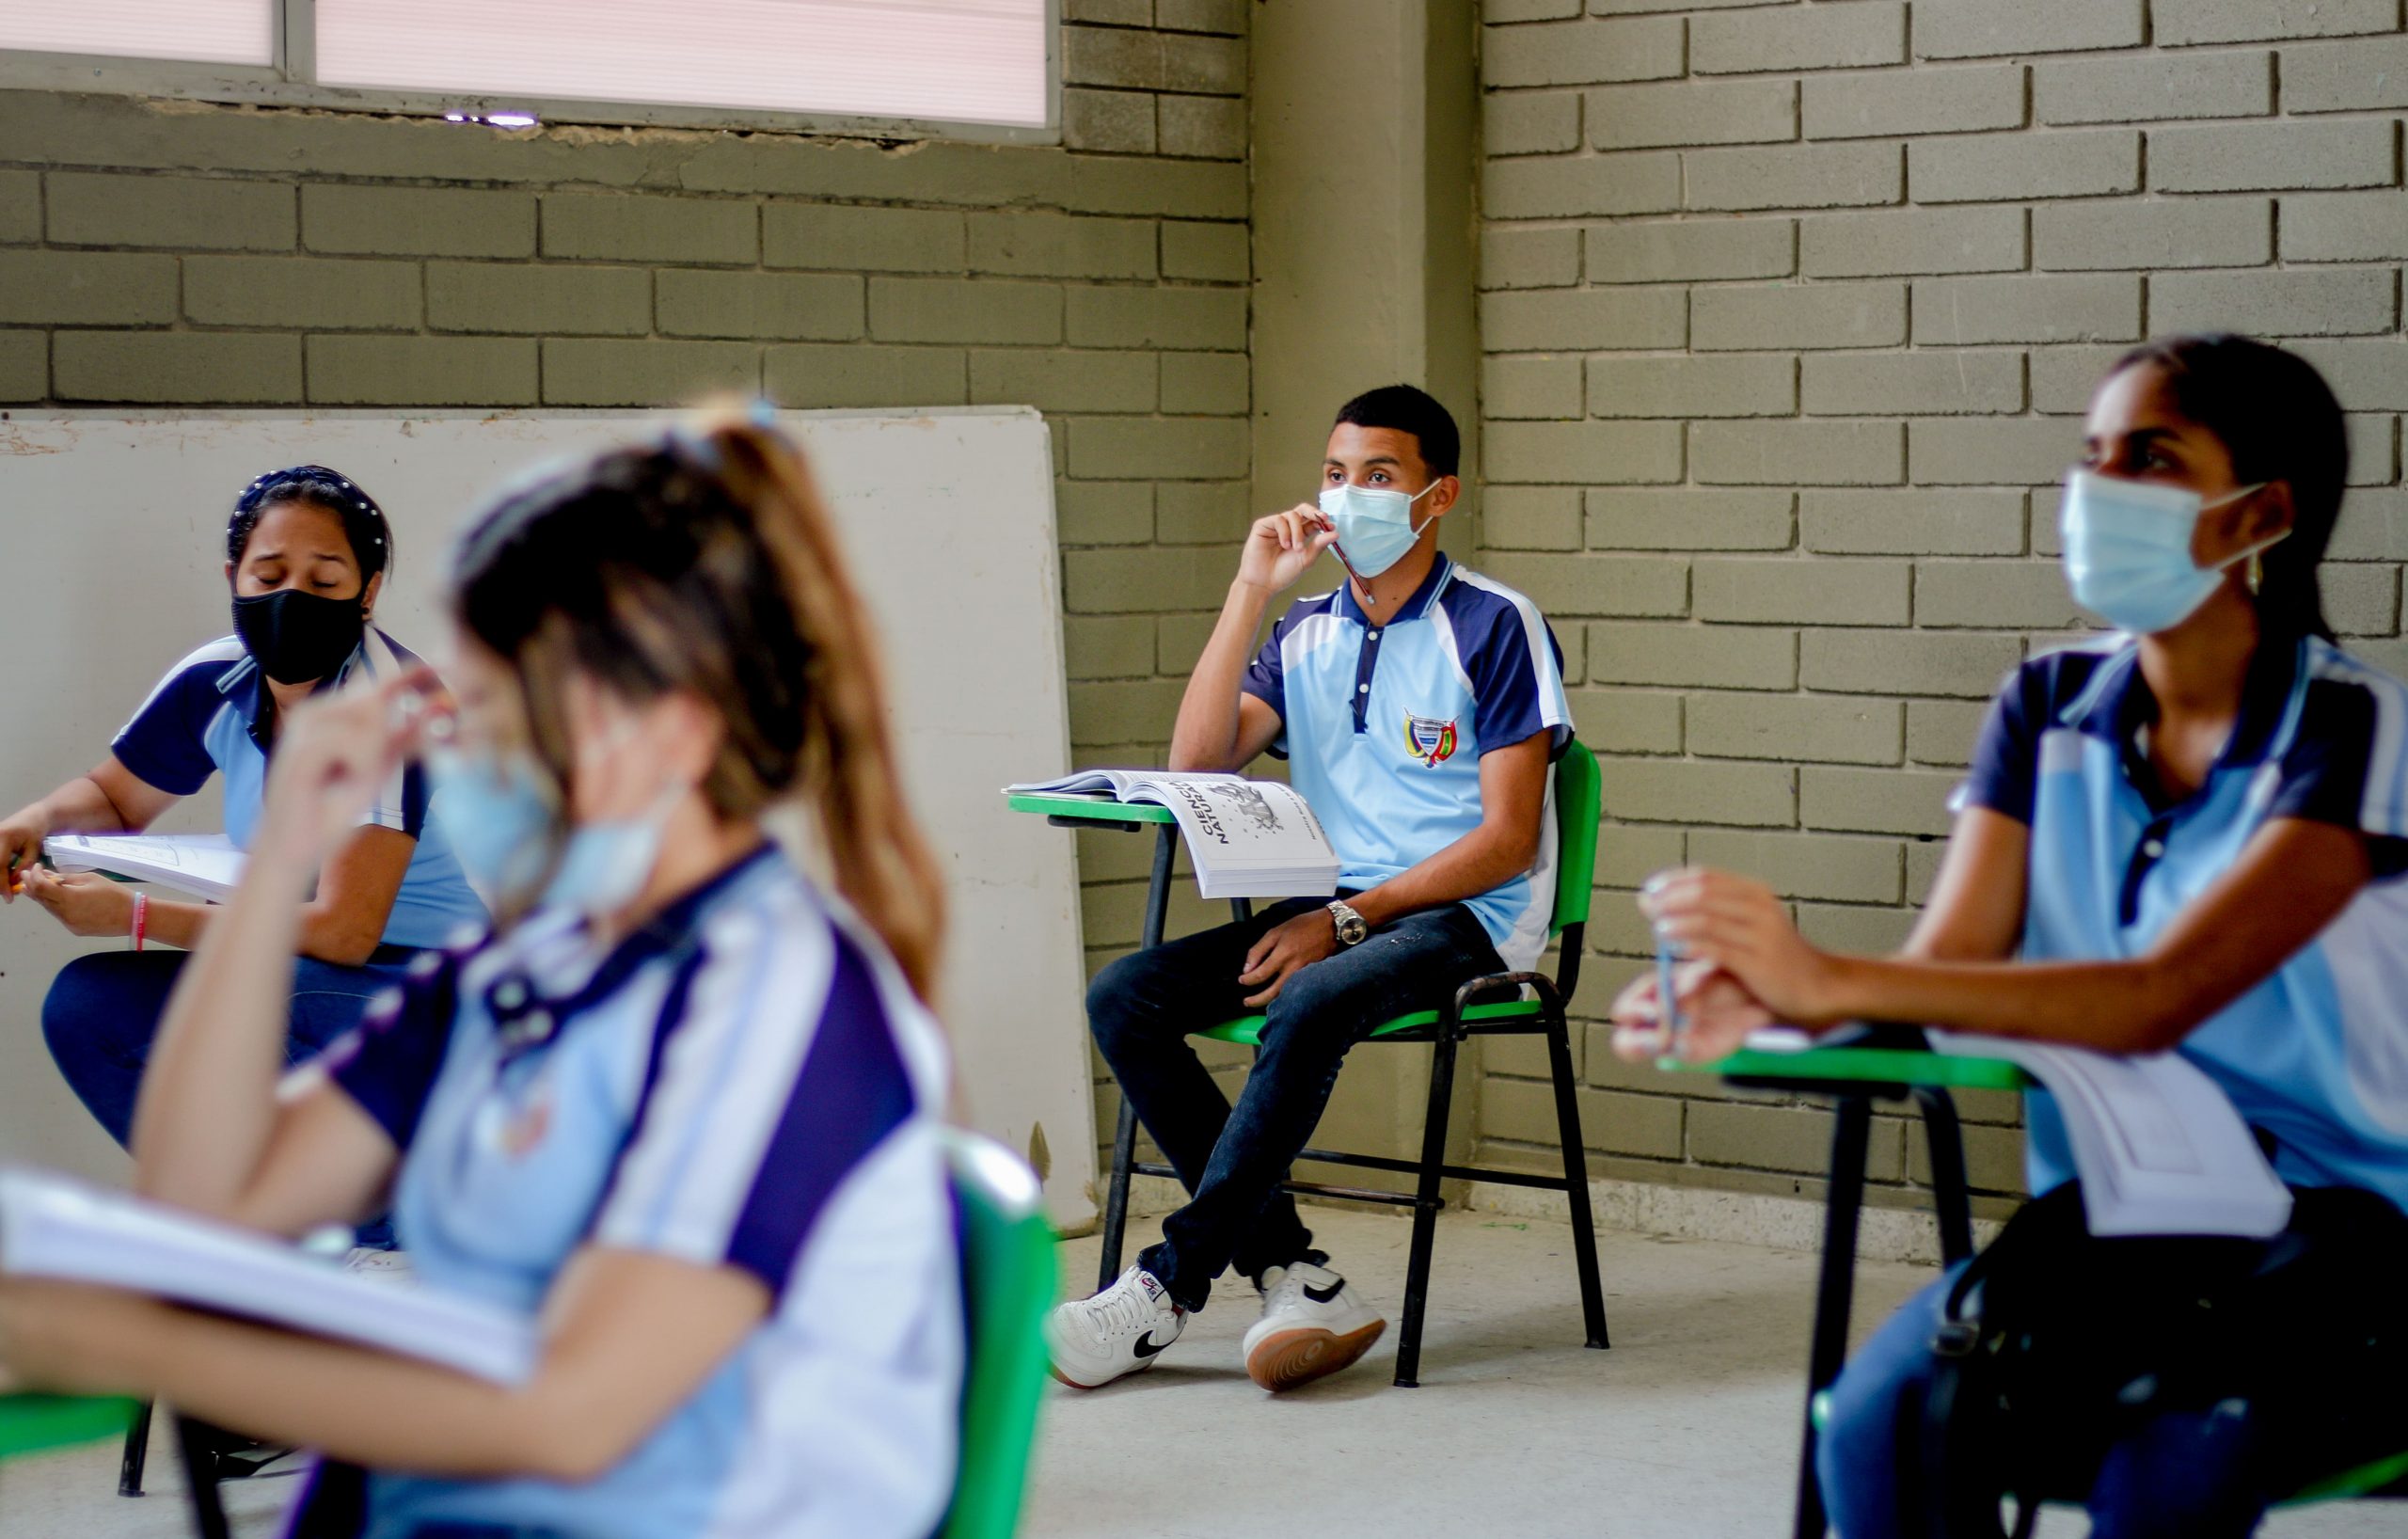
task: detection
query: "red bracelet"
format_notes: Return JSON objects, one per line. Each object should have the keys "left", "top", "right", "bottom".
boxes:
{"left": 129, "top": 891, "right": 148, "bottom": 952}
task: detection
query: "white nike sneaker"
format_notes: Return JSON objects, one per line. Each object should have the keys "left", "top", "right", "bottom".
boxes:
{"left": 1242, "top": 1260, "right": 1387, "bottom": 1391}
{"left": 1045, "top": 1265, "right": 1186, "bottom": 1389}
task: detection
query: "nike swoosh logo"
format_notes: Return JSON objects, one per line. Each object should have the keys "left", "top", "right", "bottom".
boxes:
{"left": 1303, "top": 1278, "right": 1345, "bottom": 1304}
{"left": 1133, "top": 1331, "right": 1172, "bottom": 1359}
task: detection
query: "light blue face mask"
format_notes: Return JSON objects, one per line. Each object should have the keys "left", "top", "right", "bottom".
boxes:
{"left": 2059, "top": 468, "right": 2279, "bottom": 636}
{"left": 1319, "top": 480, "right": 1438, "bottom": 579}
{"left": 429, "top": 746, "right": 681, "bottom": 917}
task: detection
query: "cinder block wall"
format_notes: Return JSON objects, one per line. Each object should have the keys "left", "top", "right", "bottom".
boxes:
{"left": 1476, "top": 0, "right": 2408, "bottom": 1215}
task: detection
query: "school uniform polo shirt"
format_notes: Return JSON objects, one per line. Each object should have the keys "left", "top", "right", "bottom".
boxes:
{"left": 1241, "top": 553, "right": 1571, "bottom": 971}
{"left": 1962, "top": 633, "right": 2408, "bottom": 1213}
{"left": 109, "top": 628, "right": 486, "bottom": 949}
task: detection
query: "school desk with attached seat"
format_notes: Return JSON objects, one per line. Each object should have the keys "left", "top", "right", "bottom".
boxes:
{"left": 1010, "top": 740, "right": 1610, "bottom": 1388}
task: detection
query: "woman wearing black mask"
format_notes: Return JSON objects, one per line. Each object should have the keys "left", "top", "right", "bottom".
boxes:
{"left": 2, "top": 468, "right": 486, "bottom": 1243}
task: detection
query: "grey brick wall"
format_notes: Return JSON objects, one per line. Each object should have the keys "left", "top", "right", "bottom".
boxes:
{"left": 1477, "top": 0, "right": 2408, "bottom": 1213}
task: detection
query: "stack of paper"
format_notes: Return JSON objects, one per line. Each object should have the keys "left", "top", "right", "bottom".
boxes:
{"left": 1007, "top": 770, "right": 1340, "bottom": 899}
{"left": 45, "top": 833, "right": 246, "bottom": 904}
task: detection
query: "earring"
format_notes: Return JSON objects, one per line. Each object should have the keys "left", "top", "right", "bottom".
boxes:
{"left": 2247, "top": 550, "right": 2264, "bottom": 594}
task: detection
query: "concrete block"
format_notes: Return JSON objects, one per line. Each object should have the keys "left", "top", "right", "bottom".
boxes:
{"left": 1155, "top": 482, "right": 1252, "bottom": 546}
{"left": 868, "top": 277, "right": 1061, "bottom": 344}
{"left": 0, "top": 329, "right": 41, "bottom": 400}
{"left": 1479, "top": 553, "right": 1689, "bottom": 618}
{"left": 1070, "top": 679, "right": 1191, "bottom": 746}
{"left": 1688, "top": 691, "right": 1904, "bottom": 765}
{"left": 0, "top": 171, "right": 35, "bottom": 245}
{"left": 2283, "top": 35, "right": 2408, "bottom": 113}
{"left": 1062, "top": 88, "right": 1156, "bottom": 155}
{"left": 1488, "top": 0, "right": 1581, "bottom": 17}
{"left": 2027, "top": 344, "right": 2130, "bottom": 413}
{"left": 1909, "top": 1118, "right": 2028, "bottom": 1195}
{"left": 1068, "top": 156, "right": 1247, "bottom": 220}
{"left": 1484, "top": 226, "right": 1583, "bottom": 291}
{"left": 656, "top": 269, "right": 863, "bottom": 341}
{"left": 1590, "top": 621, "right": 1797, "bottom": 690}
{"left": 765, "top": 204, "right": 966, "bottom": 273}
{"left": 2287, "top": 340, "right": 2408, "bottom": 411}
{"left": 1691, "top": 420, "right": 1905, "bottom": 486}
{"left": 1062, "top": 546, "right": 1244, "bottom": 613}
{"left": 427, "top": 262, "right": 650, "bottom": 336}
{"left": 1160, "top": 350, "right": 1247, "bottom": 415}
{"left": 1692, "top": 280, "right": 1904, "bottom": 352}
{"left": 542, "top": 193, "right": 754, "bottom": 265}
{"left": 1160, "top": 30, "right": 1245, "bottom": 93}
{"left": 1588, "top": 79, "right": 1797, "bottom": 151}
{"left": 1915, "top": 561, "right": 2086, "bottom": 629}
{"left": 1800, "top": 350, "right": 2023, "bottom": 416}
{"left": 1691, "top": 1100, "right": 1905, "bottom": 1179}
{"left": 2282, "top": 191, "right": 2408, "bottom": 262}
{"left": 1801, "top": 64, "right": 2024, "bottom": 140}
{"left": 762, "top": 344, "right": 968, "bottom": 409}
{"left": 970, "top": 212, "right": 1156, "bottom": 280}
{"left": 1909, "top": 417, "right": 2080, "bottom": 485}
{"left": 1801, "top": 628, "right": 2021, "bottom": 697}
{"left": 969, "top": 348, "right": 1157, "bottom": 414}
{"left": 0, "top": 250, "right": 175, "bottom": 325}
{"left": 1909, "top": 130, "right": 2139, "bottom": 204}
{"left": 183, "top": 255, "right": 418, "bottom": 330}
{"left": 1688, "top": 828, "right": 1904, "bottom": 903}
{"left": 1483, "top": 1080, "right": 1684, "bottom": 1160}
{"left": 1484, "top": 420, "right": 1686, "bottom": 484}
{"left": 1912, "top": 274, "right": 2141, "bottom": 345}
{"left": 1486, "top": 354, "right": 1586, "bottom": 419}
{"left": 2351, "top": 414, "right": 2399, "bottom": 485}
{"left": 542, "top": 339, "right": 758, "bottom": 406}
{"left": 1056, "top": 482, "right": 1153, "bottom": 547}
{"left": 2328, "top": 488, "right": 2408, "bottom": 561}
{"left": 1907, "top": 699, "right": 1988, "bottom": 767}
{"left": 1686, "top": 142, "right": 1903, "bottom": 213}
{"left": 1586, "top": 354, "right": 1795, "bottom": 418}
{"left": 1482, "top": 17, "right": 1686, "bottom": 88}
{"left": 54, "top": 330, "right": 299, "bottom": 403}
{"left": 1156, "top": 611, "right": 1223, "bottom": 672}
{"left": 48, "top": 172, "right": 292, "bottom": 250}
{"left": 1604, "top": 758, "right": 1795, "bottom": 828}
{"left": 1914, "top": 0, "right": 2143, "bottom": 57}
{"left": 1485, "top": 486, "right": 1584, "bottom": 550}
{"left": 1692, "top": 555, "right": 1911, "bottom": 627}
{"left": 1158, "top": 94, "right": 1246, "bottom": 161}
{"left": 1801, "top": 489, "right": 2026, "bottom": 556}
{"left": 2034, "top": 198, "right": 2273, "bottom": 270}
{"left": 1488, "top": 91, "right": 1583, "bottom": 157}
{"left": 1156, "top": 0, "right": 1246, "bottom": 34}
{"left": 1692, "top": 3, "right": 1905, "bottom": 74}
{"left": 1589, "top": 489, "right": 1795, "bottom": 551}
{"left": 2150, "top": 120, "right": 2397, "bottom": 194}
{"left": 1481, "top": 285, "right": 1687, "bottom": 351}
{"left": 1907, "top": 837, "right": 1951, "bottom": 901}
{"left": 2325, "top": 563, "right": 2400, "bottom": 636}
{"left": 302, "top": 184, "right": 532, "bottom": 259}
{"left": 305, "top": 335, "right": 538, "bottom": 406}
{"left": 1486, "top": 151, "right": 1684, "bottom": 219}
{"left": 1586, "top": 218, "right": 1795, "bottom": 284}
{"left": 2152, "top": 267, "right": 2400, "bottom": 339}
{"left": 1795, "top": 901, "right": 1919, "bottom": 954}
{"left": 1595, "top": 823, "right": 1685, "bottom": 892}
{"left": 1799, "top": 205, "right": 2025, "bottom": 278}
{"left": 1065, "top": 0, "right": 1149, "bottom": 24}
{"left": 1162, "top": 220, "right": 1249, "bottom": 282}
{"left": 1066, "top": 417, "right": 1249, "bottom": 481}
{"left": 1064, "top": 25, "right": 1164, "bottom": 89}
{"left": 2156, "top": 0, "right": 2400, "bottom": 46}
{"left": 1566, "top": 687, "right": 1684, "bottom": 754}
{"left": 1804, "top": 766, "right": 1964, "bottom": 836}
{"left": 2034, "top": 50, "right": 2272, "bottom": 126}
{"left": 1065, "top": 284, "right": 1244, "bottom": 349}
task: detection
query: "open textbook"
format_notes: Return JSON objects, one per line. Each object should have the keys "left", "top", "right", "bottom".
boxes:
{"left": 45, "top": 833, "right": 246, "bottom": 903}
{"left": 0, "top": 1169, "right": 537, "bottom": 1385}
{"left": 1006, "top": 770, "right": 1340, "bottom": 899}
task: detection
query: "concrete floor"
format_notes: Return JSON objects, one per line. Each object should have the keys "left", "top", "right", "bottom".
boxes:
{"left": 0, "top": 1205, "right": 2395, "bottom": 1537}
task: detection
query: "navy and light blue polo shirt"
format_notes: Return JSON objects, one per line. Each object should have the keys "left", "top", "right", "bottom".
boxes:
{"left": 316, "top": 845, "right": 962, "bottom": 1539}
{"left": 110, "top": 628, "right": 486, "bottom": 948}
{"left": 1963, "top": 633, "right": 2408, "bottom": 1213}
{"left": 1241, "top": 553, "right": 1571, "bottom": 971}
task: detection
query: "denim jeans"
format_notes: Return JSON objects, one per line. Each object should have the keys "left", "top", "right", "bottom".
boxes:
{"left": 1086, "top": 894, "right": 1503, "bottom": 1312}
{"left": 42, "top": 947, "right": 414, "bottom": 1248}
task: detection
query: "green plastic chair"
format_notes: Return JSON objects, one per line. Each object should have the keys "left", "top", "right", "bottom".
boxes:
{"left": 0, "top": 1393, "right": 140, "bottom": 1464}
{"left": 1097, "top": 740, "right": 1612, "bottom": 1387}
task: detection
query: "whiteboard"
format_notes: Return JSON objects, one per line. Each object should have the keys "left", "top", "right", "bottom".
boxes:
{"left": 0, "top": 408, "right": 1100, "bottom": 1227}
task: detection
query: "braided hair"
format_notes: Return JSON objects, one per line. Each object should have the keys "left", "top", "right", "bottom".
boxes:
{"left": 228, "top": 466, "right": 393, "bottom": 584}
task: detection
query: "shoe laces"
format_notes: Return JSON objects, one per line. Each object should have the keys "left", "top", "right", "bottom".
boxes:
{"left": 1077, "top": 1270, "right": 1167, "bottom": 1341}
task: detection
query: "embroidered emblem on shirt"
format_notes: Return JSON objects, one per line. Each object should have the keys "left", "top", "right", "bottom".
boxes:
{"left": 1403, "top": 713, "right": 1459, "bottom": 768}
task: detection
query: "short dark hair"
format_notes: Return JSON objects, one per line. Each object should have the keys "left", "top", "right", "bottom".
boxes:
{"left": 1334, "top": 384, "right": 1460, "bottom": 479}
{"left": 227, "top": 465, "right": 392, "bottom": 583}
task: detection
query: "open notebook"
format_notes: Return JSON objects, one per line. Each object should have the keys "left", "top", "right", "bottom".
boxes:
{"left": 0, "top": 1170, "right": 537, "bottom": 1384}
{"left": 1007, "top": 770, "right": 1340, "bottom": 899}
{"left": 44, "top": 833, "right": 246, "bottom": 904}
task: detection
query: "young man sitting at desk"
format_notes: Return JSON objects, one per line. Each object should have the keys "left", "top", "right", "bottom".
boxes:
{"left": 1045, "top": 385, "right": 1572, "bottom": 1393}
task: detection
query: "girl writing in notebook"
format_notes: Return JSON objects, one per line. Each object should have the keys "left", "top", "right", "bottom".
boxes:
{"left": 0, "top": 419, "right": 962, "bottom": 1539}
{"left": 1617, "top": 335, "right": 2408, "bottom": 1536}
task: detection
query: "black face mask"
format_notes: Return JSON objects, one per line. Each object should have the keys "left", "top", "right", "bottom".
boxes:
{"left": 231, "top": 589, "right": 366, "bottom": 685}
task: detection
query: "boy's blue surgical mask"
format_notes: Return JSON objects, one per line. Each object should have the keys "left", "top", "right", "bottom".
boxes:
{"left": 1319, "top": 480, "right": 1439, "bottom": 579}
{"left": 2059, "top": 468, "right": 2281, "bottom": 636}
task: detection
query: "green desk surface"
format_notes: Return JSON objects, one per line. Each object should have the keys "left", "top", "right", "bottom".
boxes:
{"left": 0, "top": 1395, "right": 138, "bottom": 1460}
{"left": 1662, "top": 1042, "right": 2033, "bottom": 1092}
{"left": 1005, "top": 793, "right": 1175, "bottom": 826}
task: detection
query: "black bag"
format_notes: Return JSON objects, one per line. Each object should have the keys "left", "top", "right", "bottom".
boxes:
{"left": 1912, "top": 1182, "right": 2408, "bottom": 1538}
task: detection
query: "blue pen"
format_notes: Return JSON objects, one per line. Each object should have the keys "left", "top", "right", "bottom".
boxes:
{"left": 1656, "top": 936, "right": 1684, "bottom": 1053}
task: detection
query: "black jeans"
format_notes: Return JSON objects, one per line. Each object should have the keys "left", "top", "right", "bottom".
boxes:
{"left": 1087, "top": 895, "right": 1503, "bottom": 1311}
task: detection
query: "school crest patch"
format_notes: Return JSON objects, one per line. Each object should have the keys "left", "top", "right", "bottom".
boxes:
{"left": 1403, "top": 712, "right": 1459, "bottom": 768}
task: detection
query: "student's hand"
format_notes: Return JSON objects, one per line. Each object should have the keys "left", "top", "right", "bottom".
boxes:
{"left": 1236, "top": 505, "right": 1339, "bottom": 596}
{"left": 0, "top": 807, "right": 45, "bottom": 903}
{"left": 1238, "top": 909, "right": 1341, "bottom": 1007}
{"left": 0, "top": 1277, "right": 160, "bottom": 1395}
{"left": 1638, "top": 868, "right": 1841, "bottom": 1029}
{"left": 257, "top": 671, "right": 444, "bottom": 865}
{"left": 1608, "top": 960, "right": 1774, "bottom": 1064}
{"left": 16, "top": 866, "right": 134, "bottom": 939}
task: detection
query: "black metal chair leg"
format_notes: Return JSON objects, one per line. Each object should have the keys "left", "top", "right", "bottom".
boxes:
{"left": 118, "top": 1398, "right": 153, "bottom": 1497}
{"left": 174, "top": 1417, "right": 232, "bottom": 1539}
{"left": 1098, "top": 1095, "right": 1139, "bottom": 1292}
{"left": 1795, "top": 1095, "right": 1873, "bottom": 1539}
{"left": 1909, "top": 1087, "right": 1976, "bottom": 1266}
{"left": 1543, "top": 1014, "right": 1609, "bottom": 1350}
{"left": 1392, "top": 1031, "right": 1461, "bottom": 1388}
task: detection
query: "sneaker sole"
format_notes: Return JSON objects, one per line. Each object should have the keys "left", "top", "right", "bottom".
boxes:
{"left": 1048, "top": 1356, "right": 1156, "bottom": 1390}
{"left": 1244, "top": 1320, "right": 1387, "bottom": 1392}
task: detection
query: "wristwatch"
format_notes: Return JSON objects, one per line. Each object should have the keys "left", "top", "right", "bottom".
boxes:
{"left": 1327, "top": 899, "right": 1369, "bottom": 946}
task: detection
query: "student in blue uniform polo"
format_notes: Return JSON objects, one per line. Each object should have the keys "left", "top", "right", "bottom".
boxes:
{"left": 1615, "top": 336, "right": 2408, "bottom": 1537}
{"left": 0, "top": 420, "right": 962, "bottom": 1539}
{"left": 2, "top": 467, "right": 485, "bottom": 1168}
{"left": 1048, "top": 385, "right": 1571, "bottom": 1393}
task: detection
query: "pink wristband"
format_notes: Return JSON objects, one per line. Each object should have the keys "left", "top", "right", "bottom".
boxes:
{"left": 129, "top": 891, "right": 148, "bottom": 952}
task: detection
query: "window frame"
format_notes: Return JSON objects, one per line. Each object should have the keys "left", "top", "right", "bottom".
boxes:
{"left": 0, "top": 0, "right": 1063, "bottom": 146}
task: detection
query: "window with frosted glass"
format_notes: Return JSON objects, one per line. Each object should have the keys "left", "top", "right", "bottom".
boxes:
{"left": 0, "top": 0, "right": 274, "bottom": 66}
